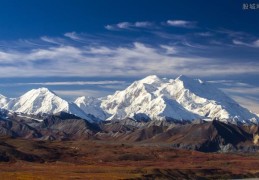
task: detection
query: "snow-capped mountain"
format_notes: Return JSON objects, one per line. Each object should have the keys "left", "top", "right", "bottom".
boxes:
{"left": 101, "top": 75, "right": 200, "bottom": 121}
{"left": 100, "top": 75, "right": 259, "bottom": 124}
{"left": 74, "top": 96, "right": 107, "bottom": 120}
{"left": 0, "top": 75, "right": 258, "bottom": 124}
{"left": 164, "top": 75, "right": 258, "bottom": 123}
{"left": 1, "top": 88, "right": 94, "bottom": 122}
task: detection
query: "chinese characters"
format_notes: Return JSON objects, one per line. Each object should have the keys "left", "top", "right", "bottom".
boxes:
{"left": 243, "top": 3, "right": 259, "bottom": 10}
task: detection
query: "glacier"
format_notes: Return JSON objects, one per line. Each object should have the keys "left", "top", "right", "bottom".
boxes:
{"left": 0, "top": 75, "right": 258, "bottom": 124}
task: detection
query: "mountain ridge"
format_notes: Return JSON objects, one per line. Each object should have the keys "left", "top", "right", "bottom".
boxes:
{"left": 0, "top": 75, "right": 258, "bottom": 124}
{"left": 0, "top": 110, "right": 258, "bottom": 152}
{"left": 0, "top": 87, "right": 95, "bottom": 122}
{"left": 97, "top": 75, "right": 259, "bottom": 124}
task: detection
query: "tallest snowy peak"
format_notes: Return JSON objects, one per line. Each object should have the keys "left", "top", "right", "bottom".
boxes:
{"left": 100, "top": 75, "right": 259, "bottom": 123}
{"left": 139, "top": 75, "right": 161, "bottom": 84}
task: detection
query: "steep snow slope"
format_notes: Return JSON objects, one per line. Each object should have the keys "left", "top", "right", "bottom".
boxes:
{"left": 74, "top": 96, "right": 107, "bottom": 120}
{"left": 101, "top": 75, "right": 259, "bottom": 124}
{"left": 101, "top": 75, "right": 200, "bottom": 121}
{"left": 0, "top": 75, "right": 258, "bottom": 124}
{"left": 162, "top": 75, "right": 258, "bottom": 124}
{"left": 4, "top": 88, "right": 94, "bottom": 122}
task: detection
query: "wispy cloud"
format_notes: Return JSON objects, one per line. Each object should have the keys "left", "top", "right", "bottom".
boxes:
{"left": 0, "top": 41, "right": 258, "bottom": 78}
{"left": 54, "top": 89, "right": 111, "bottom": 99}
{"left": 0, "top": 25, "right": 258, "bottom": 79}
{"left": 208, "top": 80, "right": 251, "bottom": 87}
{"left": 63, "top": 31, "right": 94, "bottom": 44}
{"left": 166, "top": 20, "right": 196, "bottom": 28}
{"left": 214, "top": 29, "right": 249, "bottom": 38}
{"left": 232, "top": 39, "right": 259, "bottom": 48}
{"left": 64, "top": 31, "right": 82, "bottom": 40}
{"left": 222, "top": 86, "right": 259, "bottom": 95}
{"left": 160, "top": 45, "right": 178, "bottom": 54}
{"left": 195, "top": 32, "right": 214, "bottom": 37}
{"left": 40, "top": 36, "right": 64, "bottom": 45}
{"left": 105, "top": 21, "right": 153, "bottom": 30}
{"left": 14, "top": 81, "right": 125, "bottom": 86}
{"left": 208, "top": 80, "right": 259, "bottom": 114}
{"left": 231, "top": 95, "right": 259, "bottom": 114}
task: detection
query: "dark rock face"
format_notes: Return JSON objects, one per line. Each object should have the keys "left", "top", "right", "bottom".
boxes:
{"left": 97, "top": 119, "right": 259, "bottom": 152}
{"left": 157, "top": 120, "right": 253, "bottom": 152}
{"left": 0, "top": 111, "right": 100, "bottom": 140}
{"left": 0, "top": 111, "right": 258, "bottom": 152}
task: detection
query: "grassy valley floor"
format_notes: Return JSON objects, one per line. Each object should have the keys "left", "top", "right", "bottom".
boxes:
{"left": 0, "top": 138, "right": 259, "bottom": 179}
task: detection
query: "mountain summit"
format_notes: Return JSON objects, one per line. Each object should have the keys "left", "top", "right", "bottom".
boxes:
{"left": 0, "top": 76, "right": 258, "bottom": 124}
{"left": 0, "top": 87, "right": 94, "bottom": 122}
{"left": 98, "top": 75, "right": 258, "bottom": 124}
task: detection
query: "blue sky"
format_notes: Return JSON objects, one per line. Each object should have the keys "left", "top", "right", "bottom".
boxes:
{"left": 0, "top": 0, "right": 258, "bottom": 113}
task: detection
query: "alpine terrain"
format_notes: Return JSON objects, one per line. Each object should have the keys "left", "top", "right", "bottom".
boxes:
{"left": 76, "top": 75, "right": 259, "bottom": 124}
{"left": 0, "top": 75, "right": 258, "bottom": 153}
{"left": 0, "top": 88, "right": 95, "bottom": 122}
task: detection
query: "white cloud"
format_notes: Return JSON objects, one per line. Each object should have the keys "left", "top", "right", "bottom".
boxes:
{"left": 213, "top": 29, "right": 248, "bottom": 39}
{"left": 27, "top": 46, "right": 83, "bottom": 61}
{"left": 160, "top": 45, "right": 178, "bottom": 54}
{"left": 222, "top": 87, "right": 259, "bottom": 95}
{"left": 99, "top": 84, "right": 130, "bottom": 90}
{"left": 40, "top": 36, "right": 63, "bottom": 45}
{"left": 208, "top": 80, "right": 251, "bottom": 87}
{"left": 0, "top": 51, "right": 21, "bottom": 62}
{"left": 64, "top": 32, "right": 82, "bottom": 41}
{"left": 195, "top": 32, "right": 213, "bottom": 37}
{"left": 105, "top": 21, "right": 153, "bottom": 30}
{"left": 135, "top": 21, "right": 152, "bottom": 27}
{"left": 229, "top": 95, "right": 259, "bottom": 114}
{"left": 117, "top": 22, "right": 131, "bottom": 29}
{"left": 15, "top": 81, "right": 125, "bottom": 86}
{"left": 210, "top": 80, "right": 259, "bottom": 114}
{"left": 104, "top": 25, "right": 115, "bottom": 30}
{"left": 54, "top": 89, "right": 110, "bottom": 99}
{"left": 0, "top": 42, "right": 259, "bottom": 78}
{"left": 88, "top": 46, "right": 113, "bottom": 54}
{"left": 166, "top": 20, "right": 196, "bottom": 28}
{"left": 232, "top": 39, "right": 259, "bottom": 48}
{"left": 254, "top": 39, "right": 259, "bottom": 47}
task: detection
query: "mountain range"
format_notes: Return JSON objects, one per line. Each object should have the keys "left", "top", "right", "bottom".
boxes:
{"left": 0, "top": 74, "right": 259, "bottom": 153}
{"left": 0, "top": 87, "right": 98, "bottom": 123}
{"left": 0, "top": 75, "right": 258, "bottom": 124}
{"left": 0, "top": 109, "right": 258, "bottom": 152}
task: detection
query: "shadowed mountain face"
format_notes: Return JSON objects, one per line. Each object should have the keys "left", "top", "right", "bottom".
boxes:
{"left": 0, "top": 111, "right": 258, "bottom": 152}
{"left": 0, "top": 111, "right": 100, "bottom": 141}
{"left": 97, "top": 119, "right": 258, "bottom": 152}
